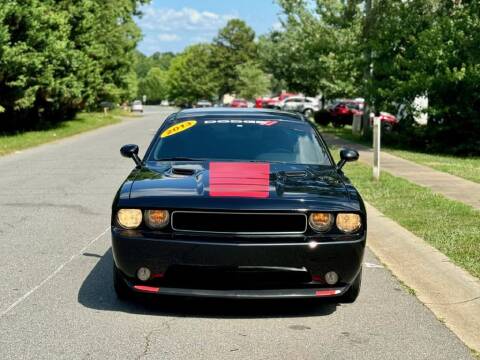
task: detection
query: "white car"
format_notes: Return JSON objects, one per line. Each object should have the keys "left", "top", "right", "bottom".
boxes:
{"left": 131, "top": 100, "right": 144, "bottom": 113}
{"left": 196, "top": 100, "right": 213, "bottom": 108}
{"left": 279, "top": 96, "right": 320, "bottom": 118}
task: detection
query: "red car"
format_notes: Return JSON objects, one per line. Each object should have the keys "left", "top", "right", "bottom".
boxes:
{"left": 371, "top": 112, "right": 399, "bottom": 132}
{"left": 327, "top": 100, "right": 398, "bottom": 131}
{"left": 230, "top": 99, "right": 248, "bottom": 108}
{"left": 328, "top": 100, "right": 363, "bottom": 127}
{"left": 262, "top": 92, "right": 298, "bottom": 109}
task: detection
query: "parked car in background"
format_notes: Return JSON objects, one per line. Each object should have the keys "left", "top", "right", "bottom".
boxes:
{"left": 263, "top": 92, "right": 298, "bottom": 109}
{"left": 99, "top": 101, "right": 117, "bottom": 110}
{"left": 279, "top": 96, "right": 320, "bottom": 118}
{"left": 327, "top": 99, "right": 363, "bottom": 127}
{"left": 318, "top": 98, "right": 399, "bottom": 132}
{"left": 230, "top": 99, "right": 248, "bottom": 108}
{"left": 131, "top": 100, "right": 144, "bottom": 113}
{"left": 371, "top": 112, "right": 399, "bottom": 132}
{"left": 196, "top": 100, "right": 213, "bottom": 108}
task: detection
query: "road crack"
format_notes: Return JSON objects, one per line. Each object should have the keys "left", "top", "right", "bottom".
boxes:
{"left": 424, "top": 295, "right": 480, "bottom": 306}
{"left": 136, "top": 319, "right": 176, "bottom": 360}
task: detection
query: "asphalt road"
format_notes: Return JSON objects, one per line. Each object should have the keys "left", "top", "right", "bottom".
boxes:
{"left": 0, "top": 106, "right": 473, "bottom": 359}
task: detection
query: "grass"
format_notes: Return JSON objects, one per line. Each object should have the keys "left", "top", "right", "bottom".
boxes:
{"left": 320, "top": 124, "right": 371, "bottom": 147}
{"left": 387, "top": 149, "right": 480, "bottom": 184}
{"left": 336, "top": 153, "right": 480, "bottom": 279}
{"left": 0, "top": 110, "right": 128, "bottom": 156}
{"left": 320, "top": 124, "right": 480, "bottom": 184}
{"left": 472, "top": 350, "right": 480, "bottom": 360}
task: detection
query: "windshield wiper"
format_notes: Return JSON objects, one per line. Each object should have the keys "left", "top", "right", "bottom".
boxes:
{"left": 156, "top": 157, "right": 202, "bottom": 161}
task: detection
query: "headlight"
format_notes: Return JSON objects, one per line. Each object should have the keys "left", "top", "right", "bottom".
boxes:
{"left": 309, "top": 212, "right": 334, "bottom": 232}
{"left": 336, "top": 213, "right": 362, "bottom": 233}
{"left": 117, "top": 209, "right": 142, "bottom": 229}
{"left": 145, "top": 210, "right": 170, "bottom": 229}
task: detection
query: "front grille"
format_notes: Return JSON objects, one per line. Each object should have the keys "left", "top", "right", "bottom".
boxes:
{"left": 171, "top": 211, "right": 307, "bottom": 234}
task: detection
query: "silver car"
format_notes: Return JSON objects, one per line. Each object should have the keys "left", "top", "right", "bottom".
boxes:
{"left": 279, "top": 96, "right": 320, "bottom": 118}
{"left": 131, "top": 100, "right": 144, "bottom": 113}
{"left": 196, "top": 100, "right": 213, "bottom": 108}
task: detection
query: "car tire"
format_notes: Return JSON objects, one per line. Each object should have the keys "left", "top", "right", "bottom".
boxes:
{"left": 382, "top": 122, "right": 393, "bottom": 133}
{"left": 332, "top": 122, "right": 345, "bottom": 128}
{"left": 339, "top": 268, "right": 362, "bottom": 303}
{"left": 113, "top": 263, "right": 132, "bottom": 300}
{"left": 303, "top": 108, "right": 314, "bottom": 119}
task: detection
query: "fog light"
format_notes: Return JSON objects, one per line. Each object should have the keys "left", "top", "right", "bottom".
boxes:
{"left": 325, "top": 271, "right": 339, "bottom": 285}
{"left": 137, "top": 267, "right": 151, "bottom": 282}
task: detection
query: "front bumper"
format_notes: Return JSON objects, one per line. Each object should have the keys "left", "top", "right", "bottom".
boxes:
{"left": 129, "top": 283, "right": 346, "bottom": 299}
{"left": 112, "top": 228, "right": 366, "bottom": 298}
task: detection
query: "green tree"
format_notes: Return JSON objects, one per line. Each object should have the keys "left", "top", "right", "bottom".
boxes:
{"left": 213, "top": 19, "right": 257, "bottom": 97}
{"left": 260, "top": 0, "right": 362, "bottom": 98}
{"left": 167, "top": 44, "right": 221, "bottom": 106}
{"left": 135, "top": 51, "right": 176, "bottom": 78}
{"left": 234, "top": 63, "right": 271, "bottom": 99}
{"left": 363, "top": 0, "right": 480, "bottom": 154}
{"left": 150, "top": 52, "right": 176, "bottom": 70}
{"left": 138, "top": 67, "right": 169, "bottom": 104}
{"left": 0, "top": 0, "right": 84, "bottom": 130}
{"left": 0, "top": 0, "right": 148, "bottom": 132}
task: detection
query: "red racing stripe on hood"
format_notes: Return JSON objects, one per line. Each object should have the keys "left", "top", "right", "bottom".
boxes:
{"left": 209, "top": 162, "right": 270, "bottom": 198}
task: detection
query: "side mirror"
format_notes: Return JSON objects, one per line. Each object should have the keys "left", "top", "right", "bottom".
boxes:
{"left": 337, "top": 148, "right": 359, "bottom": 170}
{"left": 120, "top": 144, "right": 141, "bottom": 167}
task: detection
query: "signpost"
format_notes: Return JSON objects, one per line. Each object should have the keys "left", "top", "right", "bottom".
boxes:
{"left": 373, "top": 114, "right": 381, "bottom": 180}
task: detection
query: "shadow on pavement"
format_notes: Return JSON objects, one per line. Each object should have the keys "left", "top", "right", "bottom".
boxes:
{"left": 78, "top": 248, "right": 338, "bottom": 319}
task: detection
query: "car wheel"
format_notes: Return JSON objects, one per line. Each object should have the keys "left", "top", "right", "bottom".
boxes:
{"left": 113, "top": 263, "right": 132, "bottom": 300}
{"left": 382, "top": 122, "right": 393, "bottom": 133}
{"left": 339, "top": 268, "right": 362, "bottom": 303}
{"left": 303, "top": 108, "right": 314, "bottom": 119}
{"left": 332, "top": 122, "right": 345, "bottom": 128}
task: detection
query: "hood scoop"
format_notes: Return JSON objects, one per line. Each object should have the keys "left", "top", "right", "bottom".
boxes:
{"left": 168, "top": 164, "right": 204, "bottom": 177}
{"left": 283, "top": 170, "right": 307, "bottom": 178}
{"left": 172, "top": 167, "right": 196, "bottom": 176}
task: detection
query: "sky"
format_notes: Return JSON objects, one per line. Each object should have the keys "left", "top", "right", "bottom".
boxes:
{"left": 136, "top": 0, "right": 283, "bottom": 55}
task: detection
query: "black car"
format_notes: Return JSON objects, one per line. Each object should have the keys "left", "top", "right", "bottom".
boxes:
{"left": 112, "top": 108, "right": 366, "bottom": 302}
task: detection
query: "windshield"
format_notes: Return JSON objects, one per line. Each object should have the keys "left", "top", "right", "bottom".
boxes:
{"left": 149, "top": 118, "right": 332, "bottom": 165}
{"left": 345, "top": 102, "right": 361, "bottom": 110}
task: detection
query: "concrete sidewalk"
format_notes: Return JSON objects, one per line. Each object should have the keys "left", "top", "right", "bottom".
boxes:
{"left": 366, "top": 203, "right": 480, "bottom": 352}
{"left": 323, "top": 133, "right": 480, "bottom": 210}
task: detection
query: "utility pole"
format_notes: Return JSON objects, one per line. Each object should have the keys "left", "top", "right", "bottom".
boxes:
{"left": 373, "top": 114, "right": 381, "bottom": 180}
{"left": 361, "top": 0, "right": 373, "bottom": 136}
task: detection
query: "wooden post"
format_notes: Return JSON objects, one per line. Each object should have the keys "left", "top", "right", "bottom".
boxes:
{"left": 373, "top": 114, "right": 381, "bottom": 180}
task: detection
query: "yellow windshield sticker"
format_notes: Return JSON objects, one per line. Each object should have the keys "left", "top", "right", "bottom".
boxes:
{"left": 160, "top": 120, "right": 197, "bottom": 138}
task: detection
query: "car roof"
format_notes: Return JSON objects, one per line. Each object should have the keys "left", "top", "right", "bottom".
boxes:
{"left": 175, "top": 107, "right": 305, "bottom": 122}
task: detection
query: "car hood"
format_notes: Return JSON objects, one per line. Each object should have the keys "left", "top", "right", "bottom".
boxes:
{"left": 121, "top": 161, "right": 360, "bottom": 212}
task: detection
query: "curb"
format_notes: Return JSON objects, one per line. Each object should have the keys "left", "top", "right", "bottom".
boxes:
{"left": 366, "top": 203, "right": 480, "bottom": 352}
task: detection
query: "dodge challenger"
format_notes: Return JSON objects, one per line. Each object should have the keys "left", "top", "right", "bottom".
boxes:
{"left": 112, "top": 108, "right": 366, "bottom": 302}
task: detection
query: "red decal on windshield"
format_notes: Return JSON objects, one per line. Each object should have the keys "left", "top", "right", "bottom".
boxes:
{"left": 261, "top": 120, "right": 278, "bottom": 126}
{"left": 210, "top": 162, "right": 270, "bottom": 198}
